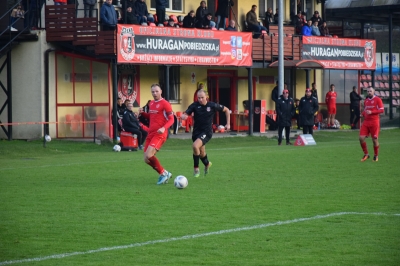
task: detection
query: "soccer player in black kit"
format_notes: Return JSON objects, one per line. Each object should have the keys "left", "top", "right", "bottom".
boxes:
{"left": 181, "top": 89, "right": 231, "bottom": 177}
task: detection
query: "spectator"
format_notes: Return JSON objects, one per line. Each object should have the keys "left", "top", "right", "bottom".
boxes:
{"left": 122, "top": 102, "right": 147, "bottom": 150}
{"left": 311, "top": 21, "right": 321, "bottom": 36}
{"left": 166, "top": 17, "right": 179, "bottom": 28}
{"left": 10, "top": 3, "right": 24, "bottom": 31}
{"left": 264, "top": 7, "right": 274, "bottom": 32}
{"left": 276, "top": 89, "right": 295, "bottom": 145}
{"left": 134, "top": 0, "right": 154, "bottom": 25}
{"left": 225, "top": 19, "right": 237, "bottom": 31}
{"left": 196, "top": 1, "right": 216, "bottom": 28}
{"left": 319, "top": 21, "right": 331, "bottom": 37}
{"left": 293, "top": 11, "right": 305, "bottom": 35}
{"left": 311, "top": 82, "right": 318, "bottom": 102}
{"left": 67, "top": 0, "right": 79, "bottom": 17}
{"left": 350, "top": 86, "right": 362, "bottom": 129}
{"left": 246, "top": 5, "right": 267, "bottom": 38}
{"left": 293, "top": 98, "right": 300, "bottom": 129}
{"left": 100, "top": 0, "right": 117, "bottom": 31}
{"left": 311, "top": 10, "right": 323, "bottom": 26}
{"left": 271, "top": 80, "right": 280, "bottom": 109}
{"left": 121, "top": 0, "right": 137, "bottom": 24}
{"left": 215, "top": 0, "right": 234, "bottom": 30}
{"left": 274, "top": 8, "right": 279, "bottom": 24}
{"left": 299, "top": 88, "right": 318, "bottom": 135}
{"left": 183, "top": 10, "right": 196, "bottom": 28}
{"left": 325, "top": 84, "right": 337, "bottom": 128}
{"left": 301, "top": 20, "right": 312, "bottom": 36}
{"left": 196, "top": 13, "right": 214, "bottom": 29}
{"left": 82, "top": 0, "right": 95, "bottom": 18}
{"left": 155, "top": 0, "right": 167, "bottom": 25}
{"left": 112, "top": 97, "right": 125, "bottom": 136}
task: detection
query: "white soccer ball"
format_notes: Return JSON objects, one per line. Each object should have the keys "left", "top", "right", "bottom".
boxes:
{"left": 174, "top": 175, "right": 188, "bottom": 189}
{"left": 45, "top": 135, "right": 51, "bottom": 142}
{"left": 113, "top": 144, "right": 121, "bottom": 152}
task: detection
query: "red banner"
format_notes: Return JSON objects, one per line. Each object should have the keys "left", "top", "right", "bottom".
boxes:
{"left": 302, "top": 37, "right": 376, "bottom": 70}
{"left": 117, "top": 25, "right": 253, "bottom": 67}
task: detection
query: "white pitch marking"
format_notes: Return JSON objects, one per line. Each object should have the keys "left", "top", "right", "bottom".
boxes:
{"left": 0, "top": 212, "right": 399, "bottom": 265}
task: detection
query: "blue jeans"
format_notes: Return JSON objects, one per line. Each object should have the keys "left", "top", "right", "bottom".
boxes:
{"left": 216, "top": 16, "right": 226, "bottom": 29}
{"left": 249, "top": 24, "right": 267, "bottom": 38}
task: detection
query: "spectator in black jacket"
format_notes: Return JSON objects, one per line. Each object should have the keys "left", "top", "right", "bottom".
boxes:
{"left": 299, "top": 88, "right": 319, "bottom": 135}
{"left": 122, "top": 0, "right": 138, "bottom": 24}
{"left": 123, "top": 103, "right": 148, "bottom": 150}
{"left": 156, "top": 0, "right": 167, "bottom": 25}
{"left": 350, "top": 86, "right": 363, "bottom": 129}
{"left": 134, "top": 0, "right": 154, "bottom": 25}
{"left": 215, "top": 0, "right": 233, "bottom": 29}
{"left": 196, "top": 1, "right": 216, "bottom": 28}
{"left": 276, "top": 89, "right": 295, "bottom": 145}
{"left": 264, "top": 7, "right": 274, "bottom": 32}
{"left": 183, "top": 10, "right": 196, "bottom": 28}
{"left": 311, "top": 10, "right": 323, "bottom": 26}
{"left": 196, "top": 13, "right": 214, "bottom": 29}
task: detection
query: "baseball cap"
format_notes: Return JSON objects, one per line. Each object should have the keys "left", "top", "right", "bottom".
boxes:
{"left": 305, "top": 88, "right": 311, "bottom": 92}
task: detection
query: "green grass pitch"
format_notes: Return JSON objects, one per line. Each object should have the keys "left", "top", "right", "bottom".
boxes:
{"left": 1, "top": 129, "right": 400, "bottom": 265}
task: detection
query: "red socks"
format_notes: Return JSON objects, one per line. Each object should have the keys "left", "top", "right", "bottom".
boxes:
{"left": 374, "top": 145, "right": 379, "bottom": 157}
{"left": 147, "top": 156, "right": 164, "bottom": 174}
{"left": 361, "top": 142, "right": 368, "bottom": 155}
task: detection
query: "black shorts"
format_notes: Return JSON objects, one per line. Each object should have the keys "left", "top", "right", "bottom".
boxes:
{"left": 192, "top": 131, "right": 212, "bottom": 145}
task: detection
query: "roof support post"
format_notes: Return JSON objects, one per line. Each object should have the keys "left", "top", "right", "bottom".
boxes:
{"left": 247, "top": 67, "right": 253, "bottom": 136}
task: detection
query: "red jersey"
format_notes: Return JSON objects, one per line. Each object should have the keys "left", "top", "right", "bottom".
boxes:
{"left": 325, "top": 91, "right": 337, "bottom": 106}
{"left": 147, "top": 98, "right": 174, "bottom": 133}
{"left": 362, "top": 96, "right": 384, "bottom": 123}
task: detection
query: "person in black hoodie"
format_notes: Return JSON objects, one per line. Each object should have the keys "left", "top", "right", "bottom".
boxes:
{"left": 350, "top": 86, "right": 363, "bottom": 129}
{"left": 299, "top": 88, "right": 319, "bottom": 135}
{"left": 276, "top": 89, "right": 295, "bottom": 145}
{"left": 123, "top": 103, "right": 148, "bottom": 149}
{"left": 122, "top": 0, "right": 138, "bottom": 24}
{"left": 183, "top": 10, "right": 196, "bottom": 28}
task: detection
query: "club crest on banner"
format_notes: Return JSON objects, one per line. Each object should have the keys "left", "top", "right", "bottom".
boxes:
{"left": 120, "top": 27, "right": 135, "bottom": 61}
{"left": 364, "top": 41, "right": 374, "bottom": 68}
{"left": 255, "top": 107, "right": 260, "bottom": 114}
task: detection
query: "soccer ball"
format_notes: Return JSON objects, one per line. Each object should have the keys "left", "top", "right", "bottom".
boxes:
{"left": 113, "top": 144, "right": 121, "bottom": 152}
{"left": 174, "top": 175, "right": 188, "bottom": 189}
{"left": 45, "top": 135, "right": 51, "bottom": 142}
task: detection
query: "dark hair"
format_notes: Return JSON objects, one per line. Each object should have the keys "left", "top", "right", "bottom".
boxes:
{"left": 353, "top": 86, "right": 357, "bottom": 89}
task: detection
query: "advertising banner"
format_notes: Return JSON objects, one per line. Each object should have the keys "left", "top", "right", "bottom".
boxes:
{"left": 375, "top": 52, "right": 382, "bottom": 74}
{"left": 302, "top": 37, "right": 376, "bottom": 70}
{"left": 117, "top": 25, "right": 253, "bottom": 67}
{"left": 382, "top": 52, "right": 399, "bottom": 74}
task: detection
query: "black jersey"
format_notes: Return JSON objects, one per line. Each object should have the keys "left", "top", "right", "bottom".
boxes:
{"left": 185, "top": 101, "right": 225, "bottom": 134}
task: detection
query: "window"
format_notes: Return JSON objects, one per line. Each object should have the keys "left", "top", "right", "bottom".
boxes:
{"left": 158, "top": 66, "right": 180, "bottom": 103}
{"left": 150, "top": 0, "right": 182, "bottom": 12}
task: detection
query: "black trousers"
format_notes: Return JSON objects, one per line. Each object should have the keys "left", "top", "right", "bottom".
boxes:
{"left": 350, "top": 105, "right": 360, "bottom": 126}
{"left": 303, "top": 125, "right": 313, "bottom": 135}
{"left": 125, "top": 128, "right": 148, "bottom": 146}
{"left": 156, "top": 7, "right": 166, "bottom": 25}
{"left": 278, "top": 126, "right": 291, "bottom": 144}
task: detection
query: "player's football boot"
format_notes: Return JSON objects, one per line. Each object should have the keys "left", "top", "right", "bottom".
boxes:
{"left": 194, "top": 168, "right": 200, "bottom": 178}
{"left": 204, "top": 162, "right": 212, "bottom": 176}
{"left": 157, "top": 171, "right": 172, "bottom": 185}
{"left": 373, "top": 156, "right": 378, "bottom": 162}
{"left": 360, "top": 154, "right": 370, "bottom": 162}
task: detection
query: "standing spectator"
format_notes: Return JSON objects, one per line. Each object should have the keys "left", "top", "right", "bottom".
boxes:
{"left": 181, "top": 89, "right": 230, "bottom": 177}
{"left": 215, "top": 0, "right": 234, "bottom": 30}
{"left": 276, "top": 89, "right": 295, "bottom": 145}
{"left": 155, "top": 0, "right": 167, "bottom": 25}
{"left": 196, "top": 13, "right": 214, "bottom": 29}
{"left": 10, "top": 3, "right": 24, "bottom": 31}
{"left": 359, "top": 87, "right": 384, "bottom": 162}
{"left": 122, "top": 102, "right": 148, "bottom": 150}
{"left": 293, "top": 11, "right": 305, "bottom": 35}
{"left": 139, "top": 84, "right": 175, "bottom": 185}
{"left": 196, "top": 1, "right": 216, "bottom": 28}
{"left": 83, "top": 0, "right": 95, "bottom": 18}
{"left": 225, "top": 19, "right": 237, "bottom": 31}
{"left": 350, "top": 86, "right": 363, "bottom": 129}
{"left": 301, "top": 20, "right": 312, "bottom": 36}
{"left": 311, "top": 21, "right": 321, "bottom": 36}
{"left": 319, "top": 21, "right": 331, "bottom": 37}
{"left": 100, "top": 0, "right": 117, "bottom": 31}
{"left": 311, "top": 82, "right": 318, "bottom": 102}
{"left": 299, "top": 88, "right": 319, "bottom": 135}
{"left": 67, "top": 0, "right": 79, "bottom": 17}
{"left": 135, "top": 0, "right": 154, "bottom": 25}
{"left": 311, "top": 10, "right": 323, "bottom": 26}
{"left": 246, "top": 5, "right": 267, "bottom": 38}
{"left": 325, "top": 84, "right": 337, "bottom": 128}
{"left": 264, "top": 7, "right": 274, "bottom": 33}
{"left": 274, "top": 8, "right": 279, "bottom": 24}
{"left": 182, "top": 10, "right": 196, "bottom": 28}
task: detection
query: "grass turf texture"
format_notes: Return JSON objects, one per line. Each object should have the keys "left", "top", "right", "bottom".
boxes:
{"left": 1, "top": 129, "right": 399, "bottom": 265}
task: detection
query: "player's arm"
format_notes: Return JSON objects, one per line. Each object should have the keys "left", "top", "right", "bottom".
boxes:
{"left": 181, "top": 104, "right": 194, "bottom": 120}
{"left": 367, "top": 98, "right": 384, "bottom": 115}
{"left": 222, "top": 106, "right": 231, "bottom": 130}
{"left": 139, "top": 107, "right": 150, "bottom": 119}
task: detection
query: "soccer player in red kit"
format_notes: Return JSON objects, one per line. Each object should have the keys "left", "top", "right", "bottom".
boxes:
{"left": 139, "top": 84, "right": 175, "bottom": 185}
{"left": 359, "top": 87, "right": 384, "bottom": 162}
{"left": 325, "top": 84, "right": 337, "bottom": 128}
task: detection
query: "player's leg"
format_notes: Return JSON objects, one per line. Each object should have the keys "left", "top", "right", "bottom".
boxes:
{"left": 371, "top": 124, "right": 380, "bottom": 162}
{"left": 144, "top": 133, "right": 171, "bottom": 184}
{"left": 359, "top": 124, "right": 370, "bottom": 161}
{"left": 192, "top": 138, "right": 203, "bottom": 177}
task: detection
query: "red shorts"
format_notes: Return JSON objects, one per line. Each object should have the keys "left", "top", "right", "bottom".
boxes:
{"left": 327, "top": 105, "right": 336, "bottom": 115}
{"left": 144, "top": 131, "right": 168, "bottom": 152}
{"left": 359, "top": 122, "right": 380, "bottom": 139}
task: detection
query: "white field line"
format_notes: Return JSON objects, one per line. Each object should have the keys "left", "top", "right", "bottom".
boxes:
{"left": 0, "top": 212, "right": 399, "bottom": 265}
